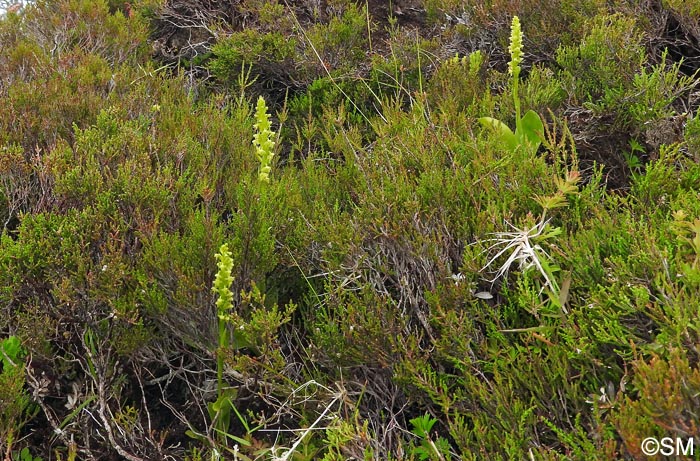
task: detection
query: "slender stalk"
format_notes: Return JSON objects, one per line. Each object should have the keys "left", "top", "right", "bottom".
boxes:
{"left": 513, "top": 71, "right": 521, "bottom": 135}
{"left": 218, "top": 316, "right": 227, "bottom": 397}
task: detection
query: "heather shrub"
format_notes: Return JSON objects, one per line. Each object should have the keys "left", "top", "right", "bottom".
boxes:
{"left": 613, "top": 349, "right": 700, "bottom": 459}
{"left": 209, "top": 30, "right": 300, "bottom": 88}
{"left": 557, "top": 14, "right": 645, "bottom": 107}
{"left": 209, "top": 1, "right": 369, "bottom": 92}
{"left": 438, "top": 0, "right": 610, "bottom": 67}
{"left": 0, "top": 336, "right": 37, "bottom": 456}
{"left": 304, "top": 2, "right": 368, "bottom": 70}
{"left": 426, "top": 50, "right": 488, "bottom": 119}
{"left": 663, "top": 0, "right": 700, "bottom": 16}
{"left": 0, "top": 0, "right": 150, "bottom": 154}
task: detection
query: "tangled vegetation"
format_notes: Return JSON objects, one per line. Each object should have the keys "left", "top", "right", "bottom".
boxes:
{"left": 1, "top": 0, "right": 700, "bottom": 459}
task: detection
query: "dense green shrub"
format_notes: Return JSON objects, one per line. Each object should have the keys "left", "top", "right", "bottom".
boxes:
{"left": 557, "top": 14, "right": 645, "bottom": 107}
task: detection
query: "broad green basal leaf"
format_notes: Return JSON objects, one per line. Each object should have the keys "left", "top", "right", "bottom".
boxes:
{"left": 517, "top": 110, "right": 544, "bottom": 150}
{"left": 479, "top": 116, "right": 518, "bottom": 151}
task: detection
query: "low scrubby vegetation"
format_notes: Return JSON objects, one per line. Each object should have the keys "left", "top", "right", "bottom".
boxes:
{"left": 1, "top": 0, "right": 700, "bottom": 459}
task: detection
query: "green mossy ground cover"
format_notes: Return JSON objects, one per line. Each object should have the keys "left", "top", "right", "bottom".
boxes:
{"left": 1, "top": 0, "right": 700, "bottom": 459}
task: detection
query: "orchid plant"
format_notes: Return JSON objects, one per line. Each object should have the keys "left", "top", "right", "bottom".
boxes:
{"left": 479, "top": 16, "right": 544, "bottom": 154}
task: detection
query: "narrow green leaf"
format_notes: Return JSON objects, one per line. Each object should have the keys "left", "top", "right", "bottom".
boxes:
{"left": 214, "top": 426, "right": 252, "bottom": 447}
{"left": 185, "top": 429, "right": 207, "bottom": 442}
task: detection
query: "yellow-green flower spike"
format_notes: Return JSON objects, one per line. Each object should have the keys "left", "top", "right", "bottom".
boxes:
{"left": 213, "top": 244, "right": 234, "bottom": 316}
{"left": 252, "top": 96, "right": 275, "bottom": 183}
{"left": 508, "top": 16, "right": 523, "bottom": 78}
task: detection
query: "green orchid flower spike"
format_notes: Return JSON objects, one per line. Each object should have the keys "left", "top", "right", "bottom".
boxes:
{"left": 508, "top": 15, "right": 523, "bottom": 80}
{"left": 479, "top": 16, "right": 544, "bottom": 154}
{"left": 212, "top": 243, "right": 234, "bottom": 397}
{"left": 213, "top": 243, "right": 234, "bottom": 318}
{"left": 252, "top": 96, "right": 275, "bottom": 183}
